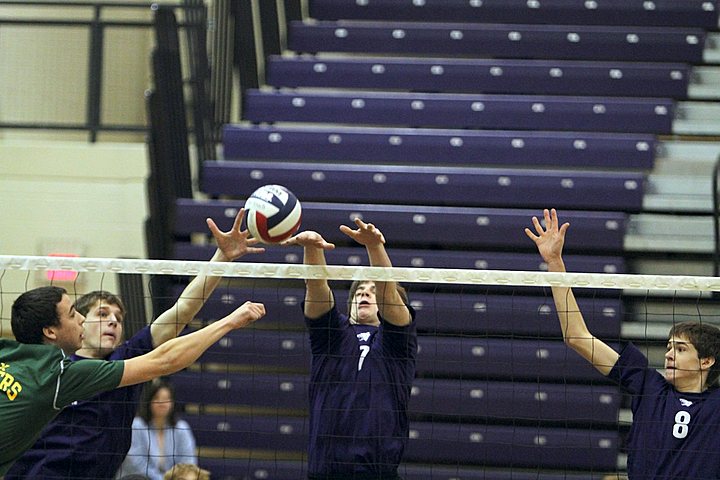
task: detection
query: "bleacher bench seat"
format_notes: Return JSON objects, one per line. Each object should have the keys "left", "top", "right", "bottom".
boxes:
{"left": 222, "top": 125, "right": 657, "bottom": 170}
{"left": 288, "top": 21, "right": 706, "bottom": 63}
{"left": 175, "top": 199, "right": 628, "bottom": 252}
{"left": 266, "top": 56, "right": 691, "bottom": 98}
{"left": 203, "top": 160, "right": 646, "bottom": 211}
{"left": 309, "top": 0, "right": 719, "bottom": 29}
{"left": 243, "top": 89, "right": 674, "bottom": 134}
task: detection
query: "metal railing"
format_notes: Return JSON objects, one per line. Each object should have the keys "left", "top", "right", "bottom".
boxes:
{"left": 0, "top": 1, "right": 205, "bottom": 142}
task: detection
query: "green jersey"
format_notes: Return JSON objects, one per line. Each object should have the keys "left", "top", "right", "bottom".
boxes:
{"left": 0, "top": 339, "right": 124, "bottom": 474}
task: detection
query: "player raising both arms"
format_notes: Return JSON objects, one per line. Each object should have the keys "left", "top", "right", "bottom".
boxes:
{"left": 526, "top": 208, "right": 720, "bottom": 479}
{"left": 282, "top": 218, "right": 417, "bottom": 480}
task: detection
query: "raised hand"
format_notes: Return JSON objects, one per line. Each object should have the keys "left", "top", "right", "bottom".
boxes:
{"left": 281, "top": 230, "right": 336, "bottom": 250}
{"left": 340, "top": 218, "right": 385, "bottom": 247}
{"left": 524, "top": 208, "right": 569, "bottom": 265}
{"left": 206, "top": 208, "right": 265, "bottom": 261}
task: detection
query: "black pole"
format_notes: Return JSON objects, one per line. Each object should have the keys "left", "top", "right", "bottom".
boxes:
{"left": 86, "top": 5, "right": 104, "bottom": 142}
{"left": 713, "top": 155, "right": 720, "bottom": 278}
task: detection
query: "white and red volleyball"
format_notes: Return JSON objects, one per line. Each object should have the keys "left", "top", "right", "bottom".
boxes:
{"left": 245, "top": 184, "right": 302, "bottom": 244}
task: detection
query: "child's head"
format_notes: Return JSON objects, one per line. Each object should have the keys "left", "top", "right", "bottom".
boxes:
{"left": 163, "top": 464, "right": 210, "bottom": 480}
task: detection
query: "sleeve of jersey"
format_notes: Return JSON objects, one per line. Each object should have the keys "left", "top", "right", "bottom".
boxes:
{"left": 381, "top": 305, "right": 418, "bottom": 359}
{"left": 116, "top": 325, "right": 155, "bottom": 359}
{"left": 305, "top": 303, "right": 349, "bottom": 356}
{"left": 607, "top": 342, "right": 655, "bottom": 395}
{"left": 54, "top": 359, "right": 125, "bottom": 408}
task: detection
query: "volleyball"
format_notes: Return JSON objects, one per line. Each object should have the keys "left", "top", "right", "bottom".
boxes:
{"left": 244, "top": 184, "right": 302, "bottom": 244}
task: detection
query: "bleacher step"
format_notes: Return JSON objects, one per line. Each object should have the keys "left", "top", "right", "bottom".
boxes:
{"left": 625, "top": 213, "right": 713, "bottom": 253}
{"left": 673, "top": 101, "right": 720, "bottom": 135}
{"left": 688, "top": 66, "right": 720, "bottom": 99}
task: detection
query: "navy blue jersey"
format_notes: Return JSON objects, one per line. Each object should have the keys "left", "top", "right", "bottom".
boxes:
{"left": 608, "top": 342, "right": 720, "bottom": 479}
{"left": 305, "top": 303, "right": 417, "bottom": 478}
{"left": 6, "top": 326, "right": 154, "bottom": 480}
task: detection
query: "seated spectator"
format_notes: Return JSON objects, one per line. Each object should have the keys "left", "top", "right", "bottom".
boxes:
{"left": 117, "top": 379, "right": 196, "bottom": 480}
{"left": 163, "top": 464, "right": 210, "bottom": 480}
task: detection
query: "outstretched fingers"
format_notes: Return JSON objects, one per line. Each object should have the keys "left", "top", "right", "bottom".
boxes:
{"left": 340, "top": 218, "right": 386, "bottom": 245}
{"left": 231, "top": 208, "right": 246, "bottom": 233}
{"left": 280, "top": 231, "right": 336, "bottom": 250}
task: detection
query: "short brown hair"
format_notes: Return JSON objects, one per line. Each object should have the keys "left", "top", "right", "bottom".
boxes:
{"left": 669, "top": 321, "right": 720, "bottom": 386}
{"left": 74, "top": 290, "right": 126, "bottom": 318}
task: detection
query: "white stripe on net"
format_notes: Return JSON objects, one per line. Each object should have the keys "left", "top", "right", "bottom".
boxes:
{"left": 3, "top": 255, "right": 720, "bottom": 292}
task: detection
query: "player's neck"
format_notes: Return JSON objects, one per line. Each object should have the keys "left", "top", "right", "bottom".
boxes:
{"left": 74, "top": 346, "right": 107, "bottom": 359}
{"left": 674, "top": 375, "right": 707, "bottom": 394}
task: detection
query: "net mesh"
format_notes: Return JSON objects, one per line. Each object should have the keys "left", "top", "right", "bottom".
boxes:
{"left": 3, "top": 255, "right": 720, "bottom": 480}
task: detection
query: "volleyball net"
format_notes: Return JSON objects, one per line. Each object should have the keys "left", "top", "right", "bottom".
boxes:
{"left": 3, "top": 254, "right": 720, "bottom": 480}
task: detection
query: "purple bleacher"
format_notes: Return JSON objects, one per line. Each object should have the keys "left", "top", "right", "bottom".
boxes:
{"left": 174, "top": 243, "right": 626, "bottom": 274}
{"left": 198, "top": 459, "right": 307, "bottom": 480}
{"left": 175, "top": 199, "right": 628, "bottom": 252}
{"left": 185, "top": 414, "right": 306, "bottom": 452}
{"left": 416, "top": 336, "right": 610, "bottom": 382}
{"left": 410, "top": 378, "right": 620, "bottom": 424}
{"left": 173, "top": 371, "right": 308, "bottom": 410}
{"left": 199, "top": 329, "right": 311, "bottom": 370}
{"left": 243, "top": 90, "right": 674, "bottom": 134}
{"left": 172, "top": 284, "right": 622, "bottom": 337}
{"left": 410, "top": 292, "right": 622, "bottom": 338}
{"left": 203, "top": 160, "right": 646, "bottom": 211}
{"left": 169, "top": 284, "right": 306, "bottom": 326}
{"left": 199, "top": 328, "right": 608, "bottom": 382}
{"left": 172, "top": 371, "right": 619, "bottom": 424}
{"left": 288, "top": 21, "right": 706, "bottom": 63}
{"left": 406, "top": 421, "right": 619, "bottom": 470}
{"left": 400, "top": 465, "right": 607, "bottom": 480}
{"left": 266, "top": 56, "right": 690, "bottom": 98}
{"left": 198, "top": 457, "right": 608, "bottom": 480}
{"left": 190, "top": 414, "right": 618, "bottom": 470}
{"left": 310, "top": 0, "right": 719, "bottom": 29}
{"left": 222, "top": 125, "right": 656, "bottom": 170}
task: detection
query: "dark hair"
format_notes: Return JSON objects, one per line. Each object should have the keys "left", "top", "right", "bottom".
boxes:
{"left": 11, "top": 286, "right": 67, "bottom": 344}
{"left": 74, "top": 290, "right": 126, "bottom": 318}
{"left": 669, "top": 321, "right": 720, "bottom": 387}
{"left": 138, "top": 378, "right": 178, "bottom": 427}
{"left": 346, "top": 280, "right": 409, "bottom": 317}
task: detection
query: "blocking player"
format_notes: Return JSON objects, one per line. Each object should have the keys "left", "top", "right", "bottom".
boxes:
{"left": 526, "top": 208, "right": 720, "bottom": 478}
{"left": 283, "top": 218, "right": 417, "bottom": 480}
{"left": 5, "top": 209, "right": 263, "bottom": 479}
{"left": 0, "top": 284, "right": 264, "bottom": 475}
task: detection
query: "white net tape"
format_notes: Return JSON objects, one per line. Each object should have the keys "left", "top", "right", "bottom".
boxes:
{"left": 2, "top": 255, "right": 720, "bottom": 292}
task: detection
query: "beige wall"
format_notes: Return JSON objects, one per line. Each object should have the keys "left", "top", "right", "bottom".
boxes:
{"left": 0, "top": 3, "right": 160, "bottom": 335}
{"left": 0, "top": 3, "right": 155, "bottom": 134}
{"left": 0, "top": 0, "right": 281, "bottom": 336}
{"left": 0, "top": 140, "right": 148, "bottom": 336}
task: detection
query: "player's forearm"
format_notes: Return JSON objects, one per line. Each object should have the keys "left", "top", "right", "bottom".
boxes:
{"left": 151, "top": 249, "right": 227, "bottom": 344}
{"left": 546, "top": 258, "right": 592, "bottom": 342}
{"left": 551, "top": 285, "right": 592, "bottom": 342}
{"left": 303, "top": 246, "right": 333, "bottom": 316}
{"left": 548, "top": 263, "right": 618, "bottom": 373}
{"left": 373, "top": 281, "right": 408, "bottom": 326}
{"left": 365, "top": 244, "right": 410, "bottom": 325}
{"left": 121, "top": 319, "right": 234, "bottom": 386}
{"left": 156, "top": 319, "right": 231, "bottom": 370}
{"left": 175, "top": 248, "right": 227, "bottom": 314}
